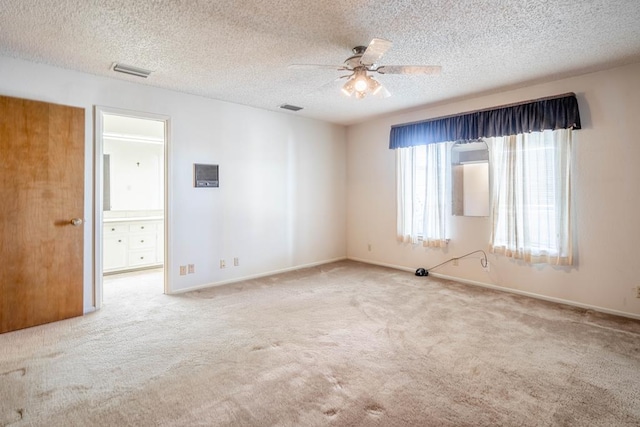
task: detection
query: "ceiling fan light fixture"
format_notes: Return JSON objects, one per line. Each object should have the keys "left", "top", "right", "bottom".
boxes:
{"left": 354, "top": 76, "right": 368, "bottom": 93}
{"left": 289, "top": 38, "right": 441, "bottom": 101}
{"left": 341, "top": 79, "right": 355, "bottom": 96}
{"left": 368, "top": 76, "right": 382, "bottom": 95}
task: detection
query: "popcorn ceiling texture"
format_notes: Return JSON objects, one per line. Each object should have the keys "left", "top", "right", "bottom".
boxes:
{"left": 1, "top": 0, "right": 640, "bottom": 124}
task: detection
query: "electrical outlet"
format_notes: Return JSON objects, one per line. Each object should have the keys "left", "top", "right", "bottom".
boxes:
{"left": 483, "top": 261, "right": 490, "bottom": 272}
{"left": 636, "top": 286, "right": 640, "bottom": 298}
{"left": 179, "top": 265, "right": 187, "bottom": 276}
{"left": 367, "top": 244, "right": 372, "bottom": 252}
{"left": 188, "top": 264, "right": 195, "bottom": 274}
{"left": 452, "top": 258, "right": 459, "bottom": 267}
{"left": 233, "top": 257, "right": 239, "bottom": 267}
{"left": 220, "top": 259, "right": 226, "bottom": 269}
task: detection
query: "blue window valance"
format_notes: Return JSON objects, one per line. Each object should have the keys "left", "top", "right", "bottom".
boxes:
{"left": 389, "top": 93, "right": 581, "bottom": 149}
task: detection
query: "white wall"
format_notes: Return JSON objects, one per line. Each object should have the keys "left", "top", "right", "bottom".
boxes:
{"left": 347, "top": 61, "right": 640, "bottom": 318}
{"left": 104, "top": 139, "right": 164, "bottom": 211}
{"left": 0, "top": 56, "right": 347, "bottom": 312}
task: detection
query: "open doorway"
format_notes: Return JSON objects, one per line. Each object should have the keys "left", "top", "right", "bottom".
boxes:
{"left": 94, "top": 108, "right": 169, "bottom": 308}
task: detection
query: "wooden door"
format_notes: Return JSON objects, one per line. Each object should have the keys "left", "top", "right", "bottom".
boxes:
{"left": 0, "top": 95, "right": 84, "bottom": 333}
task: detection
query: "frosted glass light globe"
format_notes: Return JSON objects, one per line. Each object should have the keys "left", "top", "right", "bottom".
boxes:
{"left": 354, "top": 78, "right": 368, "bottom": 92}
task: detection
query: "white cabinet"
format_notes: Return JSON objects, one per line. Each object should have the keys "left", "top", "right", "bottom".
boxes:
{"left": 104, "top": 235, "right": 128, "bottom": 271}
{"left": 103, "top": 219, "right": 163, "bottom": 273}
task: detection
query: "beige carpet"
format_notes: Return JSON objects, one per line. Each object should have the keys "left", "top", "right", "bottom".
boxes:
{"left": 1, "top": 261, "right": 639, "bottom": 426}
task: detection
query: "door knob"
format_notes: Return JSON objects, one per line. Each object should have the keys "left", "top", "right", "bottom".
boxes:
{"left": 70, "top": 218, "right": 84, "bottom": 226}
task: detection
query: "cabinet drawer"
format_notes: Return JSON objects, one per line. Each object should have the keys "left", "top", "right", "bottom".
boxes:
{"left": 129, "top": 233, "right": 156, "bottom": 250}
{"left": 104, "top": 224, "right": 128, "bottom": 234}
{"left": 129, "top": 222, "right": 156, "bottom": 233}
{"left": 103, "top": 235, "right": 128, "bottom": 271}
{"left": 102, "top": 218, "right": 163, "bottom": 273}
{"left": 128, "top": 249, "right": 157, "bottom": 267}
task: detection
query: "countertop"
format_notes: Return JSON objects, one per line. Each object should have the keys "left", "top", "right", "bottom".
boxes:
{"left": 103, "top": 216, "right": 164, "bottom": 223}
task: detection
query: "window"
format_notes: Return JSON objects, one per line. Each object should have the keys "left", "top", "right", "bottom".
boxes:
{"left": 396, "top": 142, "right": 451, "bottom": 247}
{"left": 390, "top": 94, "right": 579, "bottom": 264}
{"left": 488, "top": 129, "right": 573, "bottom": 265}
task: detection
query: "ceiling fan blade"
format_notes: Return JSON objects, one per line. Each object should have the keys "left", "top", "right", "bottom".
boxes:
{"left": 376, "top": 65, "right": 442, "bottom": 75}
{"left": 305, "top": 75, "right": 353, "bottom": 96}
{"left": 288, "top": 64, "right": 348, "bottom": 71}
{"left": 360, "top": 38, "right": 393, "bottom": 66}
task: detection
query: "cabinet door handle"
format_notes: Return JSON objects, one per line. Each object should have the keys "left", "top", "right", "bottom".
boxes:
{"left": 111, "top": 228, "right": 116, "bottom": 231}
{"left": 118, "top": 239, "right": 122, "bottom": 243}
{"left": 141, "top": 240, "right": 144, "bottom": 243}
{"left": 141, "top": 226, "right": 145, "bottom": 229}
{"left": 140, "top": 256, "right": 144, "bottom": 259}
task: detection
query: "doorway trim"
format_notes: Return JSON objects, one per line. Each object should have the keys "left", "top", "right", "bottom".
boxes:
{"left": 93, "top": 106, "right": 171, "bottom": 309}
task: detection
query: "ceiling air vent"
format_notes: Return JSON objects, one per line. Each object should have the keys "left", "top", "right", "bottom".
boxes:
{"left": 112, "top": 63, "right": 152, "bottom": 78}
{"left": 279, "top": 104, "right": 303, "bottom": 112}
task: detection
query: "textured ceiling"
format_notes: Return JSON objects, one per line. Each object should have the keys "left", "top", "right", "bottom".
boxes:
{"left": 2, "top": 0, "right": 640, "bottom": 125}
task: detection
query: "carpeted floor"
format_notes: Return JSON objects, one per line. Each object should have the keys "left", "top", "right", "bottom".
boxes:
{"left": 1, "top": 260, "right": 639, "bottom": 426}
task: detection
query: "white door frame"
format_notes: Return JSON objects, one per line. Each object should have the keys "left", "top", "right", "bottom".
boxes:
{"left": 93, "top": 106, "right": 171, "bottom": 309}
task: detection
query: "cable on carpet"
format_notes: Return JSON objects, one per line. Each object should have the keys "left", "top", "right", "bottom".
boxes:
{"left": 415, "top": 250, "right": 488, "bottom": 276}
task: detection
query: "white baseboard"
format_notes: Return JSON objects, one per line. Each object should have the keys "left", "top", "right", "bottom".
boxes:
{"left": 348, "top": 257, "right": 640, "bottom": 321}
{"left": 170, "top": 256, "right": 348, "bottom": 295}
{"left": 348, "top": 257, "right": 416, "bottom": 274}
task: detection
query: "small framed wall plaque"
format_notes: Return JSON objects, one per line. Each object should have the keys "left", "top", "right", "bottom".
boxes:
{"left": 194, "top": 163, "right": 219, "bottom": 188}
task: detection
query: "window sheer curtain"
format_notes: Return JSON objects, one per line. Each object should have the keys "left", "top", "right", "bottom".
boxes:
{"left": 489, "top": 129, "right": 573, "bottom": 265}
{"left": 396, "top": 142, "right": 451, "bottom": 247}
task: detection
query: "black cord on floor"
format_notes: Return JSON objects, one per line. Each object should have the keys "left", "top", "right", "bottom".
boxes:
{"left": 424, "top": 250, "right": 488, "bottom": 274}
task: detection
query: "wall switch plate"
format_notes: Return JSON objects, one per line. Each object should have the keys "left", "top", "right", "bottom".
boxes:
{"left": 233, "top": 257, "right": 239, "bottom": 267}
{"left": 220, "top": 260, "right": 226, "bottom": 269}
{"left": 179, "top": 265, "right": 187, "bottom": 276}
{"left": 188, "top": 264, "right": 195, "bottom": 274}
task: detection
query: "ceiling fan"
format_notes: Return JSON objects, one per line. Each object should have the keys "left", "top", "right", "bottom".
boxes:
{"left": 290, "top": 38, "right": 441, "bottom": 99}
